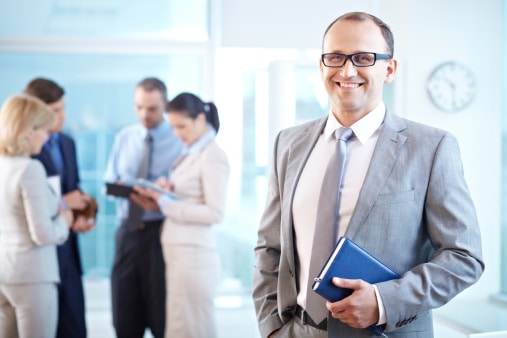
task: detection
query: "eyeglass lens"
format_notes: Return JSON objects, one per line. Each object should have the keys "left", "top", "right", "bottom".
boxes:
{"left": 323, "top": 53, "right": 377, "bottom": 67}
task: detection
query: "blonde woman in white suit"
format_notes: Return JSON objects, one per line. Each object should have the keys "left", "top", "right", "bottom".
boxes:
{"left": 0, "top": 95, "right": 73, "bottom": 338}
{"left": 133, "top": 92, "right": 229, "bottom": 338}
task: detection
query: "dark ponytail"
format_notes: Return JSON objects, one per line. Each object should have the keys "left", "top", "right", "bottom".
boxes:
{"left": 168, "top": 92, "right": 220, "bottom": 133}
{"left": 203, "top": 102, "right": 220, "bottom": 132}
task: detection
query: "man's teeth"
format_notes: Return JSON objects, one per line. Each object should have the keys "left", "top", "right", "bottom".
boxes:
{"left": 340, "top": 83, "right": 360, "bottom": 88}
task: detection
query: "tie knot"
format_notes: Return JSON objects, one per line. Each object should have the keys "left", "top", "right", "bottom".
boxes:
{"left": 145, "top": 132, "right": 153, "bottom": 144}
{"left": 46, "top": 134, "right": 59, "bottom": 150}
{"left": 335, "top": 127, "right": 354, "bottom": 142}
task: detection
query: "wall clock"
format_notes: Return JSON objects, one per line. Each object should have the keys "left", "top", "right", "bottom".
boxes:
{"left": 426, "top": 61, "right": 476, "bottom": 112}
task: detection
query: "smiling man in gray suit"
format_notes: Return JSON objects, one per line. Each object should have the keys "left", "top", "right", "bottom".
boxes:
{"left": 252, "top": 11, "right": 484, "bottom": 338}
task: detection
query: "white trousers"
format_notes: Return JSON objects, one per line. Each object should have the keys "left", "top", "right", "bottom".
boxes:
{"left": 0, "top": 283, "right": 58, "bottom": 338}
{"left": 163, "top": 245, "right": 220, "bottom": 338}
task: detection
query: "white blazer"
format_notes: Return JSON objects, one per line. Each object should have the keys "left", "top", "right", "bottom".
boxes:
{"left": 0, "top": 156, "right": 69, "bottom": 284}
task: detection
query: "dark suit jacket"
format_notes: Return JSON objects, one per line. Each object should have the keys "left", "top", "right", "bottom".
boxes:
{"left": 33, "top": 132, "right": 82, "bottom": 275}
{"left": 32, "top": 132, "right": 86, "bottom": 338}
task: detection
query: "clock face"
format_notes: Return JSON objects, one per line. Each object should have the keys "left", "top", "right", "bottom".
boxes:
{"left": 426, "top": 61, "right": 476, "bottom": 112}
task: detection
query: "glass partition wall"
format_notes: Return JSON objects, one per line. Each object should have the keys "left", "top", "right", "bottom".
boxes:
{"left": 0, "top": 0, "right": 213, "bottom": 279}
{"left": 0, "top": 1, "right": 343, "bottom": 298}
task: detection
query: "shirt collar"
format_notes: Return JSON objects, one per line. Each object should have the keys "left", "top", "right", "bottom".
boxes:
{"left": 44, "top": 132, "right": 60, "bottom": 148}
{"left": 324, "top": 102, "right": 386, "bottom": 144}
{"left": 181, "top": 128, "right": 216, "bottom": 156}
{"left": 147, "top": 120, "right": 170, "bottom": 141}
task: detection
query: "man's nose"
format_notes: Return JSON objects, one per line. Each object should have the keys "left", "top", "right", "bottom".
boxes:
{"left": 340, "top": 58, "right": 358, "bottom": 77}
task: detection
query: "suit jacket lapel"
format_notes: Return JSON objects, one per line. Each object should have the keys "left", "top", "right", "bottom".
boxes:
{"left": 35, "top": 147, "right": 58, "bottom": 177}
{"left": 346, "top": 111, "right": 408, "bottom": 238}
{"left": 59, "top": 135, "right": 71, "bottom": 173}
{"left": 282, "top": 118, "right": 326, "bottom": 270}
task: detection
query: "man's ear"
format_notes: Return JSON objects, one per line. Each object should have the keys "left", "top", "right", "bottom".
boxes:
{"left": 319, "top": 58, "right": 324, "bottom": 73}
{"left": 384, "top": 58, "right": 398, "bottom": 84}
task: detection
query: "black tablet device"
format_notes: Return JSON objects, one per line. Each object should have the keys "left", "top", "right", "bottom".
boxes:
{"left": 105, "top": 183, "right": 136, "bottom": 198}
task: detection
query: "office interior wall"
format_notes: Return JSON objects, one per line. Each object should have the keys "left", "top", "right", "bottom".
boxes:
{"left": 0, "top": 0, "right": 501, "bottom": 303}
{"left": 219, "top": 0, "right": 502, "bottom": 302}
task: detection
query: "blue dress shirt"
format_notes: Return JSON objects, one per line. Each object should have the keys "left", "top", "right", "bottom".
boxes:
{"left": 104, "top": 120, "right": 183, "bottom": 221}
{"left": 46, "top": 133, "right": 65, "bottom": 175}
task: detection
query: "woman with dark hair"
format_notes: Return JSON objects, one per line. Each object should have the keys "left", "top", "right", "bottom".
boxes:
{"left": 133, "top": 92, "right": 229, "bottom": 338}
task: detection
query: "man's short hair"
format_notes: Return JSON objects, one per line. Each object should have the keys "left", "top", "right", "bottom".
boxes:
{"left": 23, "top": 78, "right": 65, "bottom": 104}
{"left": 322, "top": 11, "right": 395, "bottom": 57}
{"left": 137, "top": 77, "right": 168, "bottom": 102}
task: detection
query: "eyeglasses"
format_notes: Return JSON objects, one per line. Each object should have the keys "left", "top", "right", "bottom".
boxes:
{"left": 321, "top": 52, "right": 392, "bottom": 68}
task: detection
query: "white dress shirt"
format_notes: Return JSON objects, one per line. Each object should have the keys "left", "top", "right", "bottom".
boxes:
{"left": 293, "top": 102, "right": 386, "bottom": 323}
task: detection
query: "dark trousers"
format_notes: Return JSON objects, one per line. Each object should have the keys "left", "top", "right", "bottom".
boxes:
{"left": 111, "top": 220, "right": 165, "bottom": 338}
{"left": 56, "top": 234, "right": 87, "bottom": 338}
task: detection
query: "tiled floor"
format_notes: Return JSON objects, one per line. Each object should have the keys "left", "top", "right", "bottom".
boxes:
{"left": 85, "top": 278, "right": 507, "bottom": 338}
{"left": 84, "top": 278, "right": 260, "bottom": 338}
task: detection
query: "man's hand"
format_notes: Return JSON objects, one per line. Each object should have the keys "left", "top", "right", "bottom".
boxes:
{"left": 72, "top": 215, "right": 96, "bottom": 233}
{"left": 63, "top": 190, "right": 90, "bottom": 210}
{"left": 326, "top": 277, "right": 379, "bottom": 328}
{"left": 130, "top": 187, "right": 160, "bottom": 211}
{"left": 60, "top": 207, "right": 74, "bottom": 228}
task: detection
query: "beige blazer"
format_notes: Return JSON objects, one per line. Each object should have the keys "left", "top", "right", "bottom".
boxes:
{"left": 161, "top": 139, "right": 229, "bottom": 248}
{"left": 0, "top": 156, "right": 69, "bottom": 284}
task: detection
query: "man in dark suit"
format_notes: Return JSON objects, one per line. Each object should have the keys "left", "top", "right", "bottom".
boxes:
{"left": 252, "top": 12, "right": 484, "bottom": 338}
{"left": 24, "top": 78, "right": 95, "bottom": 338}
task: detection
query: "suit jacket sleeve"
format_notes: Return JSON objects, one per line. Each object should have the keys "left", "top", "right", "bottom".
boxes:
{"left": 373, "top": 129, "right": 484, "bottom": 332}
{"left": 22, "top": 160, "right": 69, "bottom": 245}
{"left": 252, "top": 131, "right": 285, "bottom": 338}
{"left": 162, "top": 143, "right": 229, "bottom": 225}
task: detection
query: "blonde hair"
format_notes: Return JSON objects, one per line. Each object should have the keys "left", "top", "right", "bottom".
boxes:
{"left": 0, "top": 95, "right": 56, "bottom": 156}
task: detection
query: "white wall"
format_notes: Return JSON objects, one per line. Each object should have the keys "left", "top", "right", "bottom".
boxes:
{"left": 220, "top": 0, "right": 503, "bottom": 302}
{"left": 221, "top": 0, "right": 379, "bottom": 48}
{"left": 383, "top": 0, "right": 503, "bottom": 302}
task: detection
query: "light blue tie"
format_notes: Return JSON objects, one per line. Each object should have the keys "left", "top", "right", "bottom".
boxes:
{"left": 306, "top": 127, "right": 354, "bottom": 324}
{"left": 48, "top": 133, "right": 64, "bottom": 175}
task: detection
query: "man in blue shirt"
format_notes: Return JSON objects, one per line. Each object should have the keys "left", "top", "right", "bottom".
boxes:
{"left": 104, "top": 77, "right": 183, "bottom": 338}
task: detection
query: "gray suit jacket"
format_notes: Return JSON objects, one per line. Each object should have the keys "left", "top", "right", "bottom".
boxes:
{"left": 253, "top": 111, "right": 484, "bottom": 338}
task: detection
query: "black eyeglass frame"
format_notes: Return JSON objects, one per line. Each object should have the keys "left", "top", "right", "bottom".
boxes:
{"left": 321, "top": 52, "right": 392, "bottom": 68}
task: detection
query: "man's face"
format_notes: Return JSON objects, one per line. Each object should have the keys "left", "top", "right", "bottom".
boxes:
{"left": 48, "top": 98, "right": 66, "bottom": 132}
{"left": 320, "top": 19, "right": 397, "bottom": 122}
{"left": 134, "top": 87, "right": 165, "bottom": 129}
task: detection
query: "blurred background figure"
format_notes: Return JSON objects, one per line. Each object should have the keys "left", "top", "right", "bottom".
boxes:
{"left": 104, "top": 77, "right": 183, "bottom": 338}
{"left": 24, "top": 77, "right": 96, "bottom": 338}
{"left": 133, "top": 92, "right": 230, "bottom": 338}
{"left": 0, "top": 95, "right": 73, "bottom": 338}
